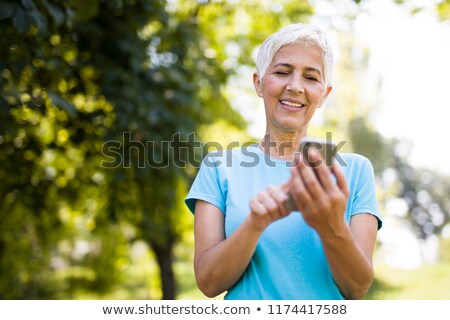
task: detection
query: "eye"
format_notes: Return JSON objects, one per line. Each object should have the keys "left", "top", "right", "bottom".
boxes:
{"left": 274, "top": 71, "right": 289, "bottom": 76}
{"left": 305, "top": 76, "right": 318, "bottom": 82}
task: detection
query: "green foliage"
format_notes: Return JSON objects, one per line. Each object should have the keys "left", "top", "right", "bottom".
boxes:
{"left": 437, "top": 0, "right": 450, "bottom": 20}
{"left": 392, "top": 153, "right": 450, "bottom": 240}
{"left": 348, "top": 117, "right": 450, "bottom": 241}
{"left": 348, "top": 117, "right": 392, "bottom": 174}
{"left": 348, "top": 118, "right": 450, "bottom": 241}
{"left": 385, "top": 0, "right": 450, "bottom": 19}
{"left": 0, "top": 0, "right": 248, "bottom": 299}
{"left": 0, "top": 0, "right": 316, "bottom": 299}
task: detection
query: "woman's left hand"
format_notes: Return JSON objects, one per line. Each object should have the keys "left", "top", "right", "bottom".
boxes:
{"left": 289, "top": 148, "right": 350, "bottom": 235}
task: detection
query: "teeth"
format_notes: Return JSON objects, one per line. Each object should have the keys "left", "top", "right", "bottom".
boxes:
{"left": 281, "top": 100, "right": 303, "bottom": 108}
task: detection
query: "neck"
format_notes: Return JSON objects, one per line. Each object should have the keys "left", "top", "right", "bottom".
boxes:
{"left": 259, "top": 130, "right": 307, "bottom": 161}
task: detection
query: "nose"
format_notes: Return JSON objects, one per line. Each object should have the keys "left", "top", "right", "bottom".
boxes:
{"left": 286, "top": 73, "right": 304, "bottom": 93}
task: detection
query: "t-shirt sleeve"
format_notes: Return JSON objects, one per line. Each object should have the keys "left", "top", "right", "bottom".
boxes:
{"left": 185, "top": 153, "right": 226, "bottom": 215}
{"left": 351, "top": 157, "right": 382, "bottom": 230}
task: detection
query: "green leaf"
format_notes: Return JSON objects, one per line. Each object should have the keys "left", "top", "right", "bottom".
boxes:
{"left": 47, "top": 92, "right": 78, "bottom": 118}
{"left": 30, "top": 9, "right": 48, "bottom": 35}
{"left": 69, "top": 0, "right": 99, "bottom": 21}
{"left": 42, "top": 0, "right": 65, "bottom": 27}
{"left": 0, "top": 1, "right": 19, "bottom": 21}
{"left": 437, "top": 1, "right": 450, "bottom": 20}
{"left": 410, "top": 7, "right": 422, "bottom": 15}
{"left": 0, "top": 96, "right": 10, "bottom": 116}
{"left": 19, "top": 0, "right": 36, "bottom": 10}
{"left": 12, "top": 8, "right": 32, "bottom": 34}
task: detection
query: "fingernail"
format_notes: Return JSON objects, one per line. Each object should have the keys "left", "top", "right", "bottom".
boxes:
{"left": 309, "top": 147, "right": 318, "bottom": 155}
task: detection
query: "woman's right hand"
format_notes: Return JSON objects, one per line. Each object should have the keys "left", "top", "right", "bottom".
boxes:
{"left": 248, "top": 182, "right": 291, "bottom": 232}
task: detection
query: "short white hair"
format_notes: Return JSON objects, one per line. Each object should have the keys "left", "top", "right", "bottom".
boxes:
{"left": 255, "top": 23, "right": 334, "bottom": 88}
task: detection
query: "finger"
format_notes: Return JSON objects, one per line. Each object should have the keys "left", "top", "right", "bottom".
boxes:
{"left": 257, "top": 190, "right": 281, "bottom": 217}
{"left": 283, "top": 171, "right": 297, "bottom": 212}
{"left": 298, "top": 152, "right": 324, "bottom": 200}
{"left": 267, "top": 185, "right": 289, "bottom": 216}
{"left": 281, "top": 179, "right": 291, "bottom": 193}
{"left": 250, "top": 198, "right": 267, "bottom": 215}
{"left": 332, "top": 164, "right": 350, "bottom": 198}
{"left": 290, "top": 166, "right": 313, "bottom": 210}
{"left": 293, "top": 151, "right": 302, "bottom": 167}
{"left": 309, "top": 148, "right": 335, "bottom": 193}
{"left": 303, "top": 147, "right": 321, "bottom": 169}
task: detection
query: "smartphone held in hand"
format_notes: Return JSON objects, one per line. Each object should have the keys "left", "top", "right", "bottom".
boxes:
{"left": 285, "top": 137, "right": 337, "bottom": 212}
{"left": 299, "top": 137, "right": 337, "bottom": 169}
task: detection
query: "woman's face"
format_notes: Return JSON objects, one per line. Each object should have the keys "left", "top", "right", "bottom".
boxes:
{"left": 253, "top": 42, "right": 332, "bottom": 135}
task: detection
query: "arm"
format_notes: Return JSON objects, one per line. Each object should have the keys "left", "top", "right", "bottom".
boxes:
{"left": 319, "top": 213, "right": 378, "bottom": 299}
{"left": 194, "top": 184, "right": 290, "bottom": 297}
{"left": 290, "top": 149, "right": 378, "bottom": 299}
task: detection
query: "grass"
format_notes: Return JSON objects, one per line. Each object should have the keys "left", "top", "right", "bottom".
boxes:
{"left": 177, "top": 259, "right": 450, "bottom": 300}
{"left": 87, "top": 235, "right": 450, "bottom": 300}
{"left": 366, "top": 262, "right": 450, "bottom": 299}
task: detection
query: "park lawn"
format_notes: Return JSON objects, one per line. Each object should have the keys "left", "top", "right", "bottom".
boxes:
{"left": 366, "top": 262, "right": 450, "bottom": 299}
{"left": 178, "top": 261, "right": 450, "bottom": 300}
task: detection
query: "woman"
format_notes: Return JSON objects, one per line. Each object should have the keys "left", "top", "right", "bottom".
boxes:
{"left": 185, "top": 23, "right": 382, "bottom": 300}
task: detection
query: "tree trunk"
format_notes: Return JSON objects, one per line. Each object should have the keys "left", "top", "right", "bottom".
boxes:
{"left": 150, "top": 240, "right": 176, "bottom": 300}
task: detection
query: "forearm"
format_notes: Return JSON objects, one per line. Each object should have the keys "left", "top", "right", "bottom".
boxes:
{"left": 195, "top": 215, "right": 263, "bottom": 297}
{"left": 319, "top": 223, "right": 374, "bottom": 299}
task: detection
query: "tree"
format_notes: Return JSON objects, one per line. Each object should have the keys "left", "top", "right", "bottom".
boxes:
{"left": 0, "top": 0, "right": 244, "bottom": 299}
{"left": 0, "top": 0, "right": 315, "bottom": 299}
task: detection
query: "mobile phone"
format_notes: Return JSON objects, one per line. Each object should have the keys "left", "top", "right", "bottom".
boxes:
{"left": 299, "top": 137, "right": 337, "bottom": 168}
{"left": 285, "top": 137, "right": 337, "bottom": 212}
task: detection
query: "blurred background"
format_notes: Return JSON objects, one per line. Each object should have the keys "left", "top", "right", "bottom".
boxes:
{"left": 1, "top": 0, "right": 450, "bottom": 300}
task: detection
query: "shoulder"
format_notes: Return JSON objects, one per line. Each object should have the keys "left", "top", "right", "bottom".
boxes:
{"left": 202, "top": 144, "right": 260, "bottom": 167}
{"left": 337, "top": 153, "right": 373, "bottom": 171}
{"left": 337, "top": 153, "right": 376, "bottom": 184}
{"left": 338, "top": 152, "right": 370, "bottom": 164}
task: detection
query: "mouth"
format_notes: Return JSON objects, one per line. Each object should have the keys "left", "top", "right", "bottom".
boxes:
{"left": 280, "top": 99, "right": 305, "bottom": 109}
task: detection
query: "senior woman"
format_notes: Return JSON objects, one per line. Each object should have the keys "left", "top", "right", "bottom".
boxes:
{"left": 185, "top": 23, "right": 382, "bottom": 300}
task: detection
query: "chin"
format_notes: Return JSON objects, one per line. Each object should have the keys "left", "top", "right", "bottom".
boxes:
{"left": 276, "top": 123, "right": 304, "bottom": 133}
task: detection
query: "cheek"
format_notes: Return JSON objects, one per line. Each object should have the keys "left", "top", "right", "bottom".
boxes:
{"left": 307, "top": 87, "right": 325, "bottom": 103}
{"left": 263, "top": 77, "right": 283, "bottom": 95}
{"left": 312, "top": 84, "right": 327, "bottom": 98}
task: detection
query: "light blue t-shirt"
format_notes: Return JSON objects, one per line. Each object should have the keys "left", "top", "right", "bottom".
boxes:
{"left": 185, "top": 145, "right": 382, "bottom": 300}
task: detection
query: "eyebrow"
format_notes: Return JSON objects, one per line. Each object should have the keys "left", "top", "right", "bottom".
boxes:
{"left": 273, "top": 63, "right": 322, "bottom": 75}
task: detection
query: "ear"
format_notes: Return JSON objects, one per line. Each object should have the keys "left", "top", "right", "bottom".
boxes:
{"left": 317, "top": 85, "right": 332, "bottom": 108}
{"left": 253, "top": 72, "right": 263, "bottom": 98}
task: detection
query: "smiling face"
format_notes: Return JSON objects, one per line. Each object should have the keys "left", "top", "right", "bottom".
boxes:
{"left": 253, "top": 42, "right": 332, "bottom": 135}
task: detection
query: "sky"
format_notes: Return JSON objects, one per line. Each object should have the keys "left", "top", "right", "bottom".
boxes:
{"left": 313, "top": 0, "right": 450, "bottom": 174}
{"left": 353, "top": 0, "right": 450, "bottom": 174}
